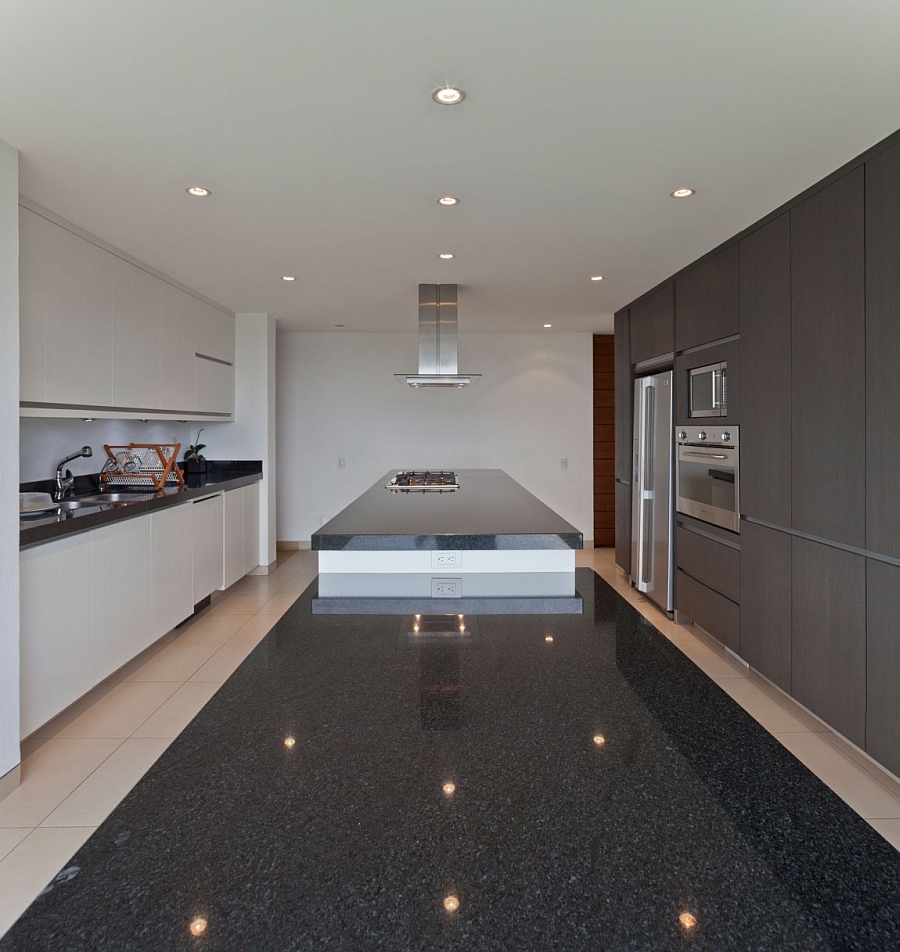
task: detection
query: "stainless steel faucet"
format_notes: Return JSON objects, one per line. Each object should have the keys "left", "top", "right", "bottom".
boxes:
{"left": 55, "top": 446, "right": 93, "bottom": 500}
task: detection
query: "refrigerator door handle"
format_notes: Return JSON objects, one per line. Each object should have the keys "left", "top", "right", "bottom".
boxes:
{"left": 643, "top": 386, "right": 654, "bottom": 488}
{"left": 641, "top": 498, "right": 652, "bottom": 583}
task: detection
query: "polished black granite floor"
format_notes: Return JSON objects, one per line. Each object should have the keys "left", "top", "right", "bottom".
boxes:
{"left": 3, "top": 570, "right": 900, "bottom": 950}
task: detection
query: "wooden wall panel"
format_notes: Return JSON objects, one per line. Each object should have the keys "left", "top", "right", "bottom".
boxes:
{"left": 593, "top": 335, "right": 616, "bottom": 547}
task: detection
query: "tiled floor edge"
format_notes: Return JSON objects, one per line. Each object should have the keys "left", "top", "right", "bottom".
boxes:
{"left": 0, "top": 767, "right": 21, "bottom": 805}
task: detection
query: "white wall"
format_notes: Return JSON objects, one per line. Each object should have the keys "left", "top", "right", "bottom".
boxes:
{"left": 20, "top": 418, "right": 194, "bottom": 484}
{"left": 204, "top": 313, "right": 277, "bottom": 566}
{"left": 0, "top": 138, "right": 20, "bottom": 787}
{"left": 276, "top": 332, "right": 593, "bottom": 543}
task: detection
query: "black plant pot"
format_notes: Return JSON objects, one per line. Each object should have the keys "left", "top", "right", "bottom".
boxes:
{"left": 184, "top": 458, "right": 207, "bottom": 475}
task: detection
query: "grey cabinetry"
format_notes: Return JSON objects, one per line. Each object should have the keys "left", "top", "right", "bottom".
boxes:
{"left": 866, "top": 560, "right": 900, "bottom": 777}
{"left": 865, "top": 139, "right": 900, "bottom": 559}
{"left": 675, "top": 245, "right": 740, "bottom": 352}
{"left": 740, "top": 521, "right": 791, "bottom": 692}
{"left": 629, "top": 283, "right": 674, "bottom": 365}
{"left": 792, "top": 537, "right": 866, "bottom": 748}
{"left": 614, "top": 309, "right": 632, "bottom": 572}
{"left": 739, "top": 213, "right": 791, "bottom": 526}
{"left": 791, "top": 168, "right": 865, "bottom": 548}
{"left": 675, "top": 521, "right": 740, "bottom": 652}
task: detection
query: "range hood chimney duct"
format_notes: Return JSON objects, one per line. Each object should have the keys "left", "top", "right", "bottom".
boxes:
{"left": 394, "top": 284, "right": 481, "bottom": 388}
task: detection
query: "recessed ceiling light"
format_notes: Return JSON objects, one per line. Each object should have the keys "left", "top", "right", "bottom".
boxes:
{"left": 438, "top": 253, "right": 455, "bottom": 259}
{"left": 443, "top": 895, "right": 460, "bottom": 913}
{"left": 189, "top": 917, "right": 208, "bottom": 936}
{"left": 437, "top": 196, "right": 459, "bottom": 206}
{"left": 543, "top": 323, "right": 552, "bottom": 328}
{"left": 670, "top": 188, "right": 695, "bottom": 198}
{"left": 282, "top": 275, "right": 296, "bottom": 282}
{"left": 185, "top": 186, "right": 211, "bottom": 197}
{"left": 334, "top": 324, "right": 346, "bottom": 328}
{"left": 432, "top": 86, "right": 466, "bottom": 105}
{"left": 590, "top": 275, "right": 604, "bottom": 281}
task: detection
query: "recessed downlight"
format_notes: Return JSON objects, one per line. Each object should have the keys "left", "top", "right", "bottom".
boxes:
{"left": 282, "top": 275, "right": 296, "bottom": 282}
{"left": 543, "top": 323, "right": 552, "bottom": 328}
{"left": 438, "top": 253, "right": 455, "bottom": 259}
{"left": 185, "top": 186, "right": 211, "bottom": 197}
{"left": 670, "top": 188, "right": 695, "bottom": 198}
{"left": 590, "top": 275, "right": 604, "bottom": 281}
{"left": 432, "top": 86, "right": 466, "bottom": 105}
{"left": 437, "top": 196, "right": 459, "bottom": 206}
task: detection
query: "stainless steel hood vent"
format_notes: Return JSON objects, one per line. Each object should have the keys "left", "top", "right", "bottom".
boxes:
{"left": 394, "top": 284, "right": 481, "bottom": 388}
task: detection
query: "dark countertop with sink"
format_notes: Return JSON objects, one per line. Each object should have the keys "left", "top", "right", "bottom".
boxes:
{"left": 19, "top": 461, "right": 262, "bottom": 550}
{"left": 312, "top": 469, "right": 583, "bottom": 551}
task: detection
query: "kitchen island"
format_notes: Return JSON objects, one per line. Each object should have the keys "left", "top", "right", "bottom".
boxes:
{"left": 312, "top": 469, "right": 583, "bottom": 613}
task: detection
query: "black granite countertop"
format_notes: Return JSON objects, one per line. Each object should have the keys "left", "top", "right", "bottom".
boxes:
{"left": 3, "top": 569, "right": 899, "bottom": 950}
{"left": 19, "top": 461, "right": 262, "bottom": 550}
{"left": 313, "top": 469, "right": 583, "bottom": 551}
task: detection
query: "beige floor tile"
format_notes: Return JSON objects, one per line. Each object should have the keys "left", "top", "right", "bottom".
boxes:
{"left": 774, "top": 731, "right": 900, "bottom": 819}
{"left": 224, "top": 575, "right": 288, "bottom": 595}
{"left": 276, "top": 574, "right": 317, "bottom": 595}
{"left": 0, "top": 829, "right": 30, "bottom": 864}
{"left": 670, "top": 637, "right": 750, "bottom": 680}
{"left": 258, "top": 592, "right": 301, "bottom": 615}
{"left": 41, "top": 738, "right": 172, "bottom": 828}
{"left": 98, "top": 631, "right": 179, "bottom": 682}
{"left": 0, "top": 739, "right": 121, "bottom": 828}
{"left": 713, "top": 677, "right": 826, "bottom": 734}
{"left": 227, "top": 615, "right": 277, "bottom": 646}
{"left": 0, "top": 826, "right": 96, "bottom": 939}
{"left": 867, "top": 818, "right": 900, "bottom": 852}
{"left": 188, "top": 642, "right": 257, "bottom": 682}
{"left": 209, "top": 592, "right": 274, "bottom": 614}
{"left": 132, "top": 682, "right": 222, "bottom": 739}
{"left": 33, "top": 681, "right": 181, "bottom": 741}
{"left": 121, "top": 642, "right": 220, "bottom": 682}
{"left": 173, "top": 613, "right": 255, "bottom": 645}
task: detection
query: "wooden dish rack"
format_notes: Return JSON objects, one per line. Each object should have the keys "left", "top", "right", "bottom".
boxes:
{"left": 100, "top": 444, "right": 184, "bottom": 491}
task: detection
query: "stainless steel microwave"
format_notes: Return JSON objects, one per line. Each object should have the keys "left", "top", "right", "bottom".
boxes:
{"left": 689, "top": 361, "right": 727, "bottom": 418}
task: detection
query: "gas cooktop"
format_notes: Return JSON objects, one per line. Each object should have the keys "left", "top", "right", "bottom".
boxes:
{"left": 385, "top": 470, "right": 459, "bottom": 492}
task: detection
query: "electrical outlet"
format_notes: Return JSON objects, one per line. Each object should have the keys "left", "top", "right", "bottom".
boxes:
{"left": 560, "top": 458, "right": 569, "bottom": 471}
{"left": 432, "top": 551, "right": 460, "bottom": 568}
{"left": 432, "top": 578, "right": 462, "bottom": 598}
{"left": 338, "top": 458, "right": 346, "bottom": 469}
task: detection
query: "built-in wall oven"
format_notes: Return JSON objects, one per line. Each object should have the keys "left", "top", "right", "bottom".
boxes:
{"left": 675, "top": 425, "right": 740, "bottom": 533}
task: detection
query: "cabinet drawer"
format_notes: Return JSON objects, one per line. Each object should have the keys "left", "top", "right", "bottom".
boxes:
{"left": 676, "top": 525, "right": 740, "bottom": 602}
{"left": 676, "top": 569, "right": 740, "bottom": 652}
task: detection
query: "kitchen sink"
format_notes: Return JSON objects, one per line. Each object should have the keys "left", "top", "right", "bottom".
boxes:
{"left": 56, "top": 498, "right": 99, "bottom": 509}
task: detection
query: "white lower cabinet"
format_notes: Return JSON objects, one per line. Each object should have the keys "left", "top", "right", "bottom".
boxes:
{"left": 243, "top": 482, "right": 261, "bottom": 574}
{"left": 20, "top": 533, "right": 95, "bottom": 738}
{"left": 151, "top": 503, "right": 194, "bottom": 638}
{"left": 223, "top": 488, "right": 245, "bottom": 589}
{"left": 20, "top": 485, "right": 257, "bottom": 739}
{"left": 192, "top": 493, "right": 224, "bottom": 602}
{"left": 92, "top": 516, "right": 153, "bottom": 683}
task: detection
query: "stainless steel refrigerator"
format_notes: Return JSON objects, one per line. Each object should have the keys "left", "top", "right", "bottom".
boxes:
{"left": 631, "top": 371, "right": 674, "bottom": 613}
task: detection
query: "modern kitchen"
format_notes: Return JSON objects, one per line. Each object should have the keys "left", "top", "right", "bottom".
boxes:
{"left": 3, "top": 2, "right": 900, "bottom": 948}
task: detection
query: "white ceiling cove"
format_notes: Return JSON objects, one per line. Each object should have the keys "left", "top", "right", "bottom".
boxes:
{"left": 2, "top": 1, "right": 900, "bottom": 334}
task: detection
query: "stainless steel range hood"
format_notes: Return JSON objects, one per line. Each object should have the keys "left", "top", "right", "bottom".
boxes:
{"left": 394, "top": 284, "right": 481, "bottom": 388}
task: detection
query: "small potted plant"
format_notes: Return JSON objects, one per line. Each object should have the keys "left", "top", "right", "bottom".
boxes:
{"left": 183, "top": 429, "right": 208, "bottom": 476}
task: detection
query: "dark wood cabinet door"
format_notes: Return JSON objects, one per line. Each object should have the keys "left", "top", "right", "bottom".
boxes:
{"left": 791, "top": 168, "right": 865, "bottom": 548}
{"left": 791, "top": 537, "right": 866, "bottom": 748}
{"left": 739, "top": 213, "right": 791, "bottom": 526}
{"left": 866, "top": 560, "right": 900, "bottom": 777}
{"left": 740, "top": 521, "right": 791, "bottom": 692}
{"left": 675, "top": 245, "right": 740, "bottom": 351}
{"left": 614, "top": 310, "right": 632, "bottom": 483}
{"left": 866, "top": 140, "right": 900, "bottom": 560}
{"left": 629, "top": 283, "right": 674, "bottom": 365}
{"left": 615, "top": 479, "right": 631, "bottom": 573}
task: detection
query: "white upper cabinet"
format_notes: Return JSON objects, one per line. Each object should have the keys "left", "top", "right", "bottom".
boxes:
{"left": 159, "top": 283, "right": 197, "bottom": 412}
{"left": 112, "top": 257, "right": 161, "bottom": 409}
{"left": 18, "top": 204, "right": 234, "bottom": 419}
{"left": 196, "top": 299, "right": 235, "bottom": 364}
{"left": 19, "top": 208, "right": 48, "bottom": 402}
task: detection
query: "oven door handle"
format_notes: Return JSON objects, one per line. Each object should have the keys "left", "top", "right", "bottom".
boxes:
{"left": 680, "top": 451, "right": 729, "bottom": 460}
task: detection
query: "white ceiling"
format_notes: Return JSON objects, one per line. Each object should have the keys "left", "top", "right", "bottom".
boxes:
{"left": 2, "top": 1, "right": 900, "bottom": 334}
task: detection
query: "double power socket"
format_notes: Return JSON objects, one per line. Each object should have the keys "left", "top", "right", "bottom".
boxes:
{"left": 431, "top": 550, "right": 461, "bottom": 597}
